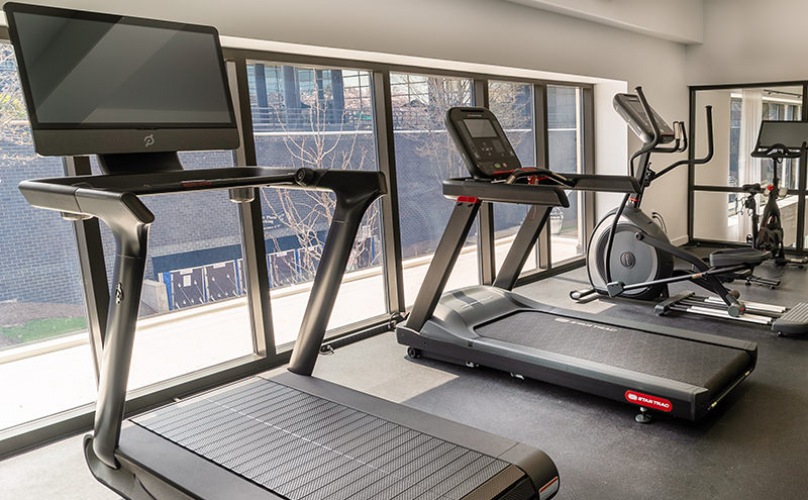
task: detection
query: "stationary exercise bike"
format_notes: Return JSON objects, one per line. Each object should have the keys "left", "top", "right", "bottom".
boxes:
{"left": 572, "top": 87, "right": 808, "bottom": 336}
{"left": 744, "top": 121, "right": 808, "bottom": 268}
{"left": 728, "top": 181, "right": 783, "bottom": 289}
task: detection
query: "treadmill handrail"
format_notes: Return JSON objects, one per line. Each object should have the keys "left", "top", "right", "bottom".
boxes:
{"left": 17, "top": 167, "right": 382, "bottom": 212}
{"left": 409, "top": 174, "right": 638, "bottom": 331}
{"left": 557, "top": 173, "right": 642, "bottom": 193}
{"left": 443, "top": 178, "right": 570, "bottom": 206}
{"left": 442, "top": 174, "right": 640, "bottom": 205}
{"left": 19, "top": 166, "right": 386, "bottom": 469}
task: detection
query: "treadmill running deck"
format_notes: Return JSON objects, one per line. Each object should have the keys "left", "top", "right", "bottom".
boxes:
{"left": 132, "top": 377, "right": 517, "bottom": 500}
{"left": 475, "top": 310, "right": 750, "bottom": 390}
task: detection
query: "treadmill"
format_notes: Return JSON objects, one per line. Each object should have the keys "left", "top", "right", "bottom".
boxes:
{"left": 396, "top": 106, "right": 758, "bottom": 422}
{"left": 7, "top": 3, "right": 559, "bottom": 499}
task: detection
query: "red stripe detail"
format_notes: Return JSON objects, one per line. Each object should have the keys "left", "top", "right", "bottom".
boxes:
{"left": 181, "top": 180, "right": 214, "bottom": 188}
{"left": 456, "top": 196, "right": 479, "bottom": 203}
{"left": 539, "top": 476, "right": 559, "bottom": 493}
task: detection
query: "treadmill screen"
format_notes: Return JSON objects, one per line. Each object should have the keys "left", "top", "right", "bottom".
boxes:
{"left": 464, "top": 119, "right": 498, "bottom": 138}
{"left": 4, "top": 1, "right": 238, "bottom": 157}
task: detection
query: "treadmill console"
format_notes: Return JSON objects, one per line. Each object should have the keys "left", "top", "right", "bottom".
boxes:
{"left": 613, "top": 93, "right": 675, "bottom": 145}
{"left": 446, "top": 107, "right": 521, "bottom": 179}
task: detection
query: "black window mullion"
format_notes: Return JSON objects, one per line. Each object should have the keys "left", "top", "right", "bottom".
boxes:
{"left": 371, "top": 70, "right": 406, "bottom": 316}
{"left": 228, "top": 58, "right": 276, "bottom": 359}
{"left": 688, "top": 87, "right": 697, "bottom": 242}
{"left": 798, "top": 84, "right": 808, "bottom": 253}
{"left": 581, "top": 86, "right": 597, "bottom": 248}
{"left": 474, "top": 79, "right": 496, "bottom": 286}
{"left": 535, "top": 84, "right": 551, "bottom": 269}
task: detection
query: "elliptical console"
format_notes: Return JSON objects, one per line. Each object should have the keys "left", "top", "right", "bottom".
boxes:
{"left": 613, "top": 93, "right": 676, "bottom": 146}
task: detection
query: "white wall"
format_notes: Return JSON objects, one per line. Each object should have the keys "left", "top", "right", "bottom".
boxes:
{"left": 5, "top": 0, "right": 694, "bottom": 239}
{"left": 505, "top": 0, "right": 704, "bottom": 44}
{"left": 687, "top": 0, "right": 808, "bottom": 85}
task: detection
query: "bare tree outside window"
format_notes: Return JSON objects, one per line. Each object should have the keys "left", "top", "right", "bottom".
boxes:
{"left": 250, "top": 64, "right": 380, "bottom": 285}
{"left": 0, "top": 46, "right": 34, "bottom": 166}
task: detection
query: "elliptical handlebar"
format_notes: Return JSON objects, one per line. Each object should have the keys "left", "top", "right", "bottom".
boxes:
{"left": 656, "top": 104, "right": 715, "bottom": 178}
{"left": 653, "top": 121, "right": 686, "bottom": 154}
{"left": 620, "top": 87, "right": 714, "bottom": 181}
{"left": 634, "top": 87, "right": 686, "bottom": 154}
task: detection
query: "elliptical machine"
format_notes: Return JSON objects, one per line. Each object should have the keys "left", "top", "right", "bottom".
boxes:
{"left": 572, "top": 87, "right": 808, "bottom": 336}
{"left": 745, "top": 121, "right": 808, "bottom": 268}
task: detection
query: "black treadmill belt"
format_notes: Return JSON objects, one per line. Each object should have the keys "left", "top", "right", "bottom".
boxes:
{"left": 132, "top": 378, "right": 509, "bottom": 500}
{"left": 475, "top": 311, "right": 749, "bottom": 390}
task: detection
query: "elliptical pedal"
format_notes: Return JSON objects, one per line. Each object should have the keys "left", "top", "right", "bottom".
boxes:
{"left": 772, "top": 302, "right": 808, "bottom": 336}
{"left": 655, "top": 291, "right": 808, "bottom": 336}
{"left": 657, "top": 292, "right": 773, "bottom": 325}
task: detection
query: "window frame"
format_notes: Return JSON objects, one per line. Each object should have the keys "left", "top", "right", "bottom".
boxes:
{"left": 689, "top": 82, "right": 808, "bottom": 254}
{"left": 0, "top": 36, "right": 596, "bottom": 456}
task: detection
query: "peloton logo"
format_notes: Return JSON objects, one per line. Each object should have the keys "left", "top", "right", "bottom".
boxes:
{"left": 625, "top": 390, "right": 672, "bottom": 412}
{"left": 143, "top": 134, "right": 155, "bottom": 148}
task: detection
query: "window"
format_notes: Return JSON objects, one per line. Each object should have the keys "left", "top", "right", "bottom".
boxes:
{"left": 90, "top": 151, "right": 258, "bottom": 390}
{"left": 547, "top": 85, "right": 586, "bottom": 264}
{"left": 489, "top": 81, "right": 538, "bottom": 273}
{"left": 248, "top": 63, "right": 384, "bottom": 349}
{"left": 391, "top": 73, "right": 475, "bottom": 303}
{"left": 1, "top": 35, "right": 597, "bottom": 447}
{"left": 0, "top": 43, "right": 96, "bottom": 430}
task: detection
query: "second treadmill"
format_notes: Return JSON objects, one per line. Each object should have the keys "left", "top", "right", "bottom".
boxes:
{"left": 396, "top": 106, "right": 757, "bottom": 422}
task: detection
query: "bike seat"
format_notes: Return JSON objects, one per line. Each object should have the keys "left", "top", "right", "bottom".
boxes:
{"left": 709, "top": 248, "right": 771, "bottom": 267}
{"left": 741, "top": 183, "right": 763, "bottom": 194}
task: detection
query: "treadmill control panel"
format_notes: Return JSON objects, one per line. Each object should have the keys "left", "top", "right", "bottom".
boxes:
{"left": 446, "top": 107, "right": 521, "bottom": 179}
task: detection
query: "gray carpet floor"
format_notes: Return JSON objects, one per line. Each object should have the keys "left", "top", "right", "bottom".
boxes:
{"left": 2, "top": 262, "right": 807, "bottom": 499}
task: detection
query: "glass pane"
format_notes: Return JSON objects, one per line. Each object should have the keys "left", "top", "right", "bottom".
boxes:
{"left": 489, "top": 81, "right": 537, "bottom": 273}
{"left": 0, "top": 43, "right": 96, "bottom": 429}
{"left": 247, "top": 63, "right": 384, "bottom": 349}
{"left": 391, "top": 73, "right": 475, "bottom": 304}
{"left": 692, "top": 191, "right": 749, "bottom": 243}
{"left": 694, "top": 191, "right": 800, "bottom": 249}
{"left": 548, "top": 85, "right": 585, "bottom": 264}
{"left": 90, "top": 151, "right": 256, "bottom": 390}
{"left": 694, "top": 86, "right": 803, "bottom": 189}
